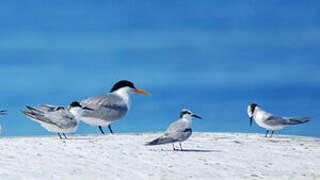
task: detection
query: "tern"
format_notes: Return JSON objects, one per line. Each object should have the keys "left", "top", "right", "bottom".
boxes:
{"left": 0, "top": 110, "right": 6, "bottom": 135}
{"left": 145, "top": 109, "right": 201, "bottom": 151}
{"left": 21, "top": 101, "right": 84, "bottom": 139}
{"left": 72, "top": 80, "right": 150, "bottom": 134}
{"left": 247, "top": 103, "right": 310, "bottom": 137}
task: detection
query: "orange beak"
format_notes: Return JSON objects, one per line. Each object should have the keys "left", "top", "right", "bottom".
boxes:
{"left": 133, "top": 88, "right": 151, "bottom": 95}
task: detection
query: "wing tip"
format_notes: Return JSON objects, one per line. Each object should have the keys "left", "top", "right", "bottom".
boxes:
{"left": 25, "top": 105, "right": 43, "bottom": 114}
{"left": 145, "top": 138, "right": 160, "bottom": 146}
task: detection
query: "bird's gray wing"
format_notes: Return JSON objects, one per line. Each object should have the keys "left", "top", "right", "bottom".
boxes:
{"left": 45, "top": 110, "right": 77, "bottom": 128}
{"left": 146, "top": 120, "right": 191, "bottom": 146}
{"left": 22, "top": 109, "right": 76, "bottom": 129}
{"left": 166, "top": 120, "right": 189, "bottom": 133}
{"left": 40, "top": 104, "right": 57, "bottom": 112}
{"left": 80, "top": 93, "right": 128, "bottom": 121}
{"left": 283, "top": 117, "right": 310, "bottom": 125}
{"left": 40, "top": 104, "right": 65, "bottom": 112}
{"left": 165, "top": 121, "right": 191, "bottom": 139}
{"left": 22, "top": 110, "right": 63, "bottom": 128}
{"left": 264, "top": 115, "right": 289, "bottom": 126}
{"left": 25, "top": 106, "right": 44, "bottom": 114}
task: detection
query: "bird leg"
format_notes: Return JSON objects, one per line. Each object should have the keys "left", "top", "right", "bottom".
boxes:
{"left": 98, "top": 126, "right": 105, "bottom": 134}
{"left": 270, "top": 131, "right": 274, "bottom": 137}
{"left": 108, "top": 125, "right": 114, "bottom": 134}
{"left": 265, "top": 130, "right": 269, "bottom": 137}
{"left": 179, "top": 142, "right": 183, "bottom": 151}
{"left": 172, "top": 144, "right": 177, "bottom": 151}
{"left": 63, "top": 133, "right": 67, "bottom": 139}
{"left": 57, "top": 133, "right": 62, "bottom": 139}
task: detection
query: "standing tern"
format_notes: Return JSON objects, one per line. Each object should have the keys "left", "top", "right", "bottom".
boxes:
{"left": 72, "top": 80, "right": 150, "bottom": 134}
{"left": 21, "top": 101, "right": 84, "bottom": 139}
{"left": 0, "top": 110, "right": 6, "bottom": 135}
{"left": 247, "top": 103, "right": 310, "bottom": 137}
{"left": 145, "top": 109, "right": 201, "bottom": 151}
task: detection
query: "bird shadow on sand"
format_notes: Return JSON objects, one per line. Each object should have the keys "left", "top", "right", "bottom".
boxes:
{"left": 150, "top": 149, "right": 220, "bottom": 153}
{"left": 178, "top": 149, "right": 220, "bottom": 153}
{"left": 62, "top": 134, "right": 107, "bottom": 141}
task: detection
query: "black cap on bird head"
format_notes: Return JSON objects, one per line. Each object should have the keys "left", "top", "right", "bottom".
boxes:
{"left": 110, "top": 80, "right": 136, "bottom": 92}
{"left": 110, "top": 80, "right": 151, "bottom": 95}
{"left": 180, "top": 109, "right": 202, "bottom": 119}
{"left": 70, "top": 101, "right": 82, "bottom": 107}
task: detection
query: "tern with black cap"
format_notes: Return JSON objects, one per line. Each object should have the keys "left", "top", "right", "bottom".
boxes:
{"left": 145, "top": 109, "right": 201, "bottom": 151}
{"left": 72, "top": 80, "right": 150, "bottom": 134}
{"left": 0, "top": 110, "right": 6, "bottom": 135}
{"left": 21, "top": 101, "right": 83, "bottom": 139}
{"left": 247, "top": 103, "right": 310, "bottom": 137}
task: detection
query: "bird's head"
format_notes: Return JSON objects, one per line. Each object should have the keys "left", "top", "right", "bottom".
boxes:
{"left": 110, "top": 80, "right": 150, "bottom": 95}
{"left": 247, "top": 103, "right": 258, "bottom": 127}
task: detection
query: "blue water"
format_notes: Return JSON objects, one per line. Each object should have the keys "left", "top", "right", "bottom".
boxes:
{"left": 0, "top": 1, "right": 319, "bottom": 137}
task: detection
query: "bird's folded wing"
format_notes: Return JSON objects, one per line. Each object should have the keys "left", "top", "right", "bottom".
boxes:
{"left": 80, "top": 93, "right": 128, "bottom": 119}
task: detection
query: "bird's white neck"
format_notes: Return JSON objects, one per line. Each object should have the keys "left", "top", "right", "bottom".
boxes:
{"left": 113, "top": 87, "right": 132, "bottom": 108}
{"left": 69, "top": 107, "right": 82, "bottom": 122}
{"left": 181, "top": 115, "right": 192, "bottom": 128}
{"left": 253, "top": 106, "right": 273, "bottom": 121}
{"left": 254, "top": 106, "right": 266, "bottom": 116}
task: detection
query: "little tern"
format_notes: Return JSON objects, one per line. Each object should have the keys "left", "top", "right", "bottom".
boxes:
{"left": 247, "top": 103, "right": 310, "bottom": 137}
{"left": 145, "top": 109, "right": 201, "bottom": 151}
{"left": 21, "top": 101, "right": 83, "bottom": 139}
{"left": 0, "top": 110, "right": 6, "bottom": 135}
{"left": 72, "top": 80, "right": 150, "bottom": 134}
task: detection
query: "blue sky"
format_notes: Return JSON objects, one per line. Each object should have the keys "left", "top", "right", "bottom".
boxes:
{"left": 0, "top": 1, "right": 319, "bottom": 137}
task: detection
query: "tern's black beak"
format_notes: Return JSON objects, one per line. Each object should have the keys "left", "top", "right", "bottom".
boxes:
{"left": 192, "top": 114, "right": 202, "bottom": 119}
{"left": 250, "top": 117, "right": 253, "bottom": 127}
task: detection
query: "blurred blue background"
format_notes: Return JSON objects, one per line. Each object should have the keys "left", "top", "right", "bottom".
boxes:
{"left": 0, "top": 1, "right": 319, "bottom": 137}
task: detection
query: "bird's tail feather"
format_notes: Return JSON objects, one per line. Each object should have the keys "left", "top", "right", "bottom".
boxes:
{"left": 145, "top": 136, "right": 175, "bottom": 146}
{"left": 286, "top": 117, "right": 311, "bottom": 125}
{"left": 21, "top": 111, "right": 61, "bottom": 128}
{"left": 25, "top": 106, "right": 44, "bottom": 114}
{"left": 39, "top": 104, "right": 56, "bottom": 111}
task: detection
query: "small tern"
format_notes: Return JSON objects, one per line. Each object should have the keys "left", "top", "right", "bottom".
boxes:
{"left": 21, "top": 102, "right": 84, "bottom": 139}
{"left": 72, "top": 80, "right": 150, "bottom": 134}
{"left": 0, "top": 110, "right": 6, "bottom": 135}
{"left": 247, "top": 103, "right": 310, "bottom": 137}
{"left": 145, "top": 109, "right": 201, "bottom": 151}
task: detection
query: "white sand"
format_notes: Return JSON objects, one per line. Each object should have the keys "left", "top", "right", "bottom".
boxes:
{"left": 0, "top": 133, "right": 319, "bottom": 180}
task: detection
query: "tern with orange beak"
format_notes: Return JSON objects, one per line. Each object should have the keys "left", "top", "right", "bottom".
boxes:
{"left": 71, "top": 80, "right": 150, "bottom": 134}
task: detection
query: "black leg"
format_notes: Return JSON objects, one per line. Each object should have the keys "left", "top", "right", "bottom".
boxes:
{"left": 179, "top": 142, "right": 183, "bottom": 151}
{"left": 63, "top": 133, "right": 67, "bottom": 139}
{"left": 108, "top": 125, "right": 114, "bottom": 134}
{"left": 57, "top": 133, "right": 62, "bottom": 139}
{"left": 172, "top": 144, "right": 177, "bottom": 151}
{"left": 98, "top": 126, "right": 105, "bottom": 134}
{"left": 265, "top": 130, "right": 269, "bottom": 137}
{"left": 270, "top": 131, "right": 274, "bottom": 137}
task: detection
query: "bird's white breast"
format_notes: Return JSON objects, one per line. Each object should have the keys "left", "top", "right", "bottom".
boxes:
{"left": 254, "top": 109, "right": 286, "bottom": 130}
